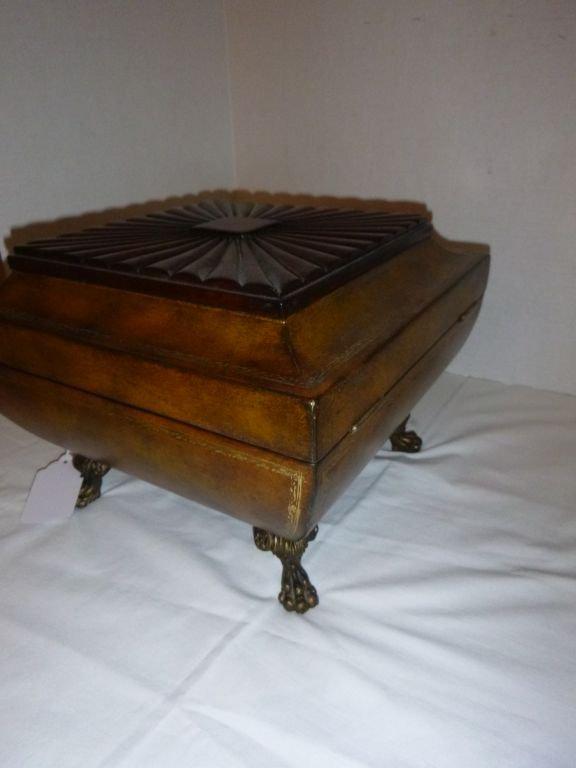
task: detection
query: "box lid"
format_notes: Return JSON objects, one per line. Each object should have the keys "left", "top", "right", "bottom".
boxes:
{"left": 2, "top": 195, "right": 488, "bottom": 396}
{"left": 9, "top": 200, "right": 431, "bottom": 316}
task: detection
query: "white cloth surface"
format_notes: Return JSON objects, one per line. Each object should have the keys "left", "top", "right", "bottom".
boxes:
{"left": 0, "top": 373, "right": 575, "bottom": 768}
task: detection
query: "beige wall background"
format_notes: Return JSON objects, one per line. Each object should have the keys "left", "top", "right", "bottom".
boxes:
{"left": 0, "top": 0, "right": 233, "bottom": 244}
{"left": 225, "top": 0, "right": 576, "bottom": 395}
{"left": 1, "top": 1, "right": 575, "bottom": 394}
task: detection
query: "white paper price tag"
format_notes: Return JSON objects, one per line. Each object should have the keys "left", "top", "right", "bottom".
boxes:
{"left": 22, "top": 451, "right": 83, "bottom": 524}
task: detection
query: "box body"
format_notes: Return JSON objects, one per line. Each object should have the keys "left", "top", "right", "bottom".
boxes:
{"left": 0, "top": 197, "right": 489, "bottom": 537}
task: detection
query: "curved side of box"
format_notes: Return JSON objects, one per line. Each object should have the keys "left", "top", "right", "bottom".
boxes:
{"left": 284, "top": 236, "right": 488, "bottom": 393}
{"left": 305, "top": 300, "right": 483, "bottom": 531}
{"left": 0, "top": 317, "right": 314, "bottom": 461}
{"left": 0, "top": 364, "right": 314, "bottom": 539}
{"left": 313, "top": 256, "right": 489, "bottom": 459}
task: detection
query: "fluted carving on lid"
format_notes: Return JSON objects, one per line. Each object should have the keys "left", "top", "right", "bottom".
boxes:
{"left": 12, "top": 199, "right": 430, "bottom": 310}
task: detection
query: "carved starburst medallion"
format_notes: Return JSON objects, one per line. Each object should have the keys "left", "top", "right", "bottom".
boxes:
{"left": 10, "top": 199, "right": 431, "bottom": 315}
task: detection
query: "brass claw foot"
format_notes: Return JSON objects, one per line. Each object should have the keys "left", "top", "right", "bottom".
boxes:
{"left": 73, "top": 455, "right": 111, "bottom": 508}
{"left": 253, "top": 526, "right": 319, "bottom": 614}
{"left": 390, "top": 416, "right": 422, "bottom": 453}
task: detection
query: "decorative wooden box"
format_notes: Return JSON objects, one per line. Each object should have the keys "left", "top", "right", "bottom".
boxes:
{"left": 0, "top": 195, "right": 489, "bottom": 612}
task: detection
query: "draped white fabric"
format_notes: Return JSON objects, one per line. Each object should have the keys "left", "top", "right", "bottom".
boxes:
{"left": 0, "top": 374, "right": 575, "bottom": 768}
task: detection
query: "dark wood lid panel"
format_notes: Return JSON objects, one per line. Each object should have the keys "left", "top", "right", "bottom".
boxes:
{"left": 9, "top": 200, "right": 431, "bottom": 315}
